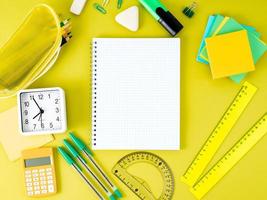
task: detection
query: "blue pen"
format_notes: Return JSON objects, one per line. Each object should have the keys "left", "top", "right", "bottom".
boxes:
{"left": 69, "top": 132, "right": 123, "bottom": 198}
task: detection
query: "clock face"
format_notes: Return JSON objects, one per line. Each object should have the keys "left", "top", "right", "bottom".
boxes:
{"left": 18, "top": 88, "right": 67, "bottom": 135}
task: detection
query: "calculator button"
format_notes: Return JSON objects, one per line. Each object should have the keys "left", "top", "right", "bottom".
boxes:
{"left": 33, "top": 182, "right": 39, "bottom": 186}
{"left": 39, "top": 169, "right": 45, "bottom": 172}
{"left": 40, "top": 177, "right": 46, "bottom": 181}
{"left": 46, "top": 171, "right": 52, "bottom": 175}
{"left": 41, "top": 185, "right": 47, "bottom": 190}
{"left": 34, "top": 191, "right": 40, "bottom": 195}
{"left": 32, "top": 169, "right": 38, "bottom": 173}
{"left": 27, "top": 187, "right": 33, "bottom": 191}
{"left": 25, "top": 170, "right": 31, "bottom": 174}
{"left": 48, "top": 185, "right": 54, "bottom": 193}
{"left": 27, "top": 191, "right": 34, "bottom": 196}
{"left": 46, "top": 168, "right": 52, "bottom": 172}
{"left": 33, "top": 178, "right": 39, "bottom": 181}
{"left": 41, "top": 190, "right": 48, "bottom": 194}
{"left": 26, "top": 183, "right": 32, "bottom": 187}
{"left": 25, "top": 174, "right": 32, "bottom": 178}
{"left": 33, "top": 173, "right": 39, "bottom": 177}
{"left": 25, "top": 178, "right": 32, "bottom": 182}
{"left": 47, "top": 180, "right": 53, "bottom": 185}
{"left": 47, "top": 176, "right": 53, "bottom": 180}
{"left": 40, "top": 172, "right": 45, "bottom": 176}
{"left": 34, "top": 186, "right": 40, "bottom": 190}
{"left": 41, "top": 181, "right": 46, "bottom": 185}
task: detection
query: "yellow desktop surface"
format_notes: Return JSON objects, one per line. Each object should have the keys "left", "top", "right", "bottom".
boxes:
{"left": 0, "top": 0, "right": 266, "bottom": 200}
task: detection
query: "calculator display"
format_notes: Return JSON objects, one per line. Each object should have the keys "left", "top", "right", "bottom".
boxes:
{"left": 24, "top": 157, "right": 51, "bottom": 167}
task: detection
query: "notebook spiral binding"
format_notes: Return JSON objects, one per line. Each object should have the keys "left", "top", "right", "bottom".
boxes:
{"left": 92, "top": 40, "right": 97, "bottom": 147}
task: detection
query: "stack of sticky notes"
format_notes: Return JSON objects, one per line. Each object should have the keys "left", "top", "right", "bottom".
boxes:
{"left": 197, "top": 14, "right": 267, "bottom": 83}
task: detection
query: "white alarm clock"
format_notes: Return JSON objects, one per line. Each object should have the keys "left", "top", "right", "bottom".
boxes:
{"left": 17, "top": 88, "right": 67, "bottom": 135}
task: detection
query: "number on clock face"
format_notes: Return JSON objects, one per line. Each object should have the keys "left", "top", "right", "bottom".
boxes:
{"left": 19, "top": 89, "right": 64, "bottom": 133}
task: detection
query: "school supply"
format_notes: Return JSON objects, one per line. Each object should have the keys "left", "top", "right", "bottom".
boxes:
{"left": 58, "top": 147, "right": 105, "bottom": 200}
{"left": 190, "top": 113, "right": 267, "bottom": 199}
{"left": 206, "top": 30, "right": 255, "bottom": 79}
{"left": 115, "top": 6, "right": 139, "bottom": 32}
{"left": 69, "top": 133, "right": 122, "bottom": 198}
{"left": 117, "top": 0, "right": 123, "bottom": 9}
{"left": 181, "top": 82, "right": 260, "bottom": 199}
{"left": 17, "top": 88, "right": 67, "bottom": 136}
{"left": 70, "top": 0, "right": 88, "bottom": 15}
{"left": 197, "top": 15, "right": 267, "bottom": 83}
{"left": 94, "top": 3, "right": 107, "bottom": 14}
{"left": 22, "top": 148, "right": 57, "bottom": 197}
{"left": 0, "top": 4, "right": 71, "bottom": 98}
{"left": 183, "top": 2, "right": 197, "bottom": 18}
{"left": 112, "top": 152, "right": 174, "bottom": 200}
{"left": 139, "top": 0, "right": 183, "bottom": 36}
{"left": 60, "top": 19, "right": 73, "bottom": 45}
{"left": 63, "top": 139, "right": 116, "bottom": 200}
{"left": 91, "top": 38, "right": 180, "bottom": 150}
{"left": 0, "top": 106, "right": 54, "bottom": 161}
{"left": 102, "top": 0, "right": 110, "bottom": 7}
{"left": 196, "top": 15, "right": 216, "bottom": 64}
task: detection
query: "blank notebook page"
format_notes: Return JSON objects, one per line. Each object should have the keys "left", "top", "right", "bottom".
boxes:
{"left": 92, "top": 38, "right": 180, "bottom": 150}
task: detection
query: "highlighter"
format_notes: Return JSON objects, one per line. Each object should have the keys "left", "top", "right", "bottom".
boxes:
{"left": 139, "top": 0, "right": 183, "bottom": 36}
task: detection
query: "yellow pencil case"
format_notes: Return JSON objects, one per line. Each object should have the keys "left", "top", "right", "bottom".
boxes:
{"left": 0, "top": 4, "right": 70, "bottom": 98}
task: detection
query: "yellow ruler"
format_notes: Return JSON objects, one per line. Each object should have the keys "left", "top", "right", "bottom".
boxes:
{"left": 112, "top": 152, "right": 174, "bottom": 200}
{"left": 181, "top": 81, "right": 259, "bottom": 198}
{"left": 181, "top": 82, "right": 257, "bottom": 187}
{"left": 191, "top": 113, "right": 267, "bottom": 199}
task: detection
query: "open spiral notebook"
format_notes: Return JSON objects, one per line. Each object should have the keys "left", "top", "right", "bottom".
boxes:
{"left": 91, "top": 38, "right": 180, "bottom": 150}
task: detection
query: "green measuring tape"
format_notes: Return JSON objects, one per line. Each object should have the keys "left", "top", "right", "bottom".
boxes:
{"left": 112, "top": 152, "right": 174, "bottom": 200}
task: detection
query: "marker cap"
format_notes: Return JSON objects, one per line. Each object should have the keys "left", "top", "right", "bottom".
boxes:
{"left": 69, "top": 132, "right": 93, "bottom": 156}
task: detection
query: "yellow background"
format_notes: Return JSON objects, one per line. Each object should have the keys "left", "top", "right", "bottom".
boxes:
{"left": 0, "top": 0, "right": 266, "bottom": 200}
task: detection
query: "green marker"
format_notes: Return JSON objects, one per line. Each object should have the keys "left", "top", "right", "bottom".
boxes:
{"left": 69, "top": 132, "right": 123, "bottom": 198}
{"left": 139, "top": 0, "right": 183, "bottom": 36}
{"left": 57, "top": 147, "right": 105, "bottom": 200}
{"left": 63, "top": 140, "right": 116, "bottom": 200}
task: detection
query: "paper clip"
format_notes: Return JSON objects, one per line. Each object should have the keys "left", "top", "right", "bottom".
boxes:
{"left": 183, "top": 2, "right": 198, "bottom": 18}
{"left": 102, "top": 0, "right": 110, "bottom": 7}
{"left": 117, "top": 0, "right": 123, "bottom": 9}
{"left": 93, "top": 3, "right": 107, "bottom": 14}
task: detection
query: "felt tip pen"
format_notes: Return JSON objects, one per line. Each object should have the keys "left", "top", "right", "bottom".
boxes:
{"left": 139, "top": 0, "right": 183, "bottom": 36}
{"left": 57, "top": 147, "right": 105, "bottom": 200}
{"left": 69, "top": 132, "right": 123, "bottom": 198}
{"left": 63, "top": 140, "right": 116, "bottom": 200}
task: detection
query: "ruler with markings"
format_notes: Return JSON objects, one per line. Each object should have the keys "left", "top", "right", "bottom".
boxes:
{"left": 191, "top": 113, "right": 267, "bottom": 199}
{"left": 181, "top": 81, "right": 262, "bottom": 199}
{"left": 112, "top": 152, "right": 174, "bottom": 200}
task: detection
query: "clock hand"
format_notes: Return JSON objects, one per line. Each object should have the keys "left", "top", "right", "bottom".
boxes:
{"left": 33, "top": 97, "right": 42, "bottom": 111}
{"left": 33, "top": 112, "right": 41, "bottom": 119}
{"left": 40, "top": 112, "right": 43, "bottom": 127}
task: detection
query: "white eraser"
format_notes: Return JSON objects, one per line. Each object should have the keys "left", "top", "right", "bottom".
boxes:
{"left": 70, "top": 0, "right": 87, "bottom": 15}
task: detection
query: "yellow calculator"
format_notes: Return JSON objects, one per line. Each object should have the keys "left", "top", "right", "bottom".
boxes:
{"left": 22, "top": 147, "right": 57, "bottom": 197}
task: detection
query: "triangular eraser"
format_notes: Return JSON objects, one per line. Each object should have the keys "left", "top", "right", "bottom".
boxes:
{"left": 115, "top": 6, "right": 139, "bottom": 31}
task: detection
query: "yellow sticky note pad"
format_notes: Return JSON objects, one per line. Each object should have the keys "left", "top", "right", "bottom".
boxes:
{"left": 0, "top": 106, "right": 54, "bottom": 161}
{"left": 205, "top": 30, "right": 255, "bottom": 79}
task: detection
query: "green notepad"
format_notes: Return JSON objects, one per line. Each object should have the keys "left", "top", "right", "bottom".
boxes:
{"left": 200, "top": 16, "right": 267, "bottom": 83}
